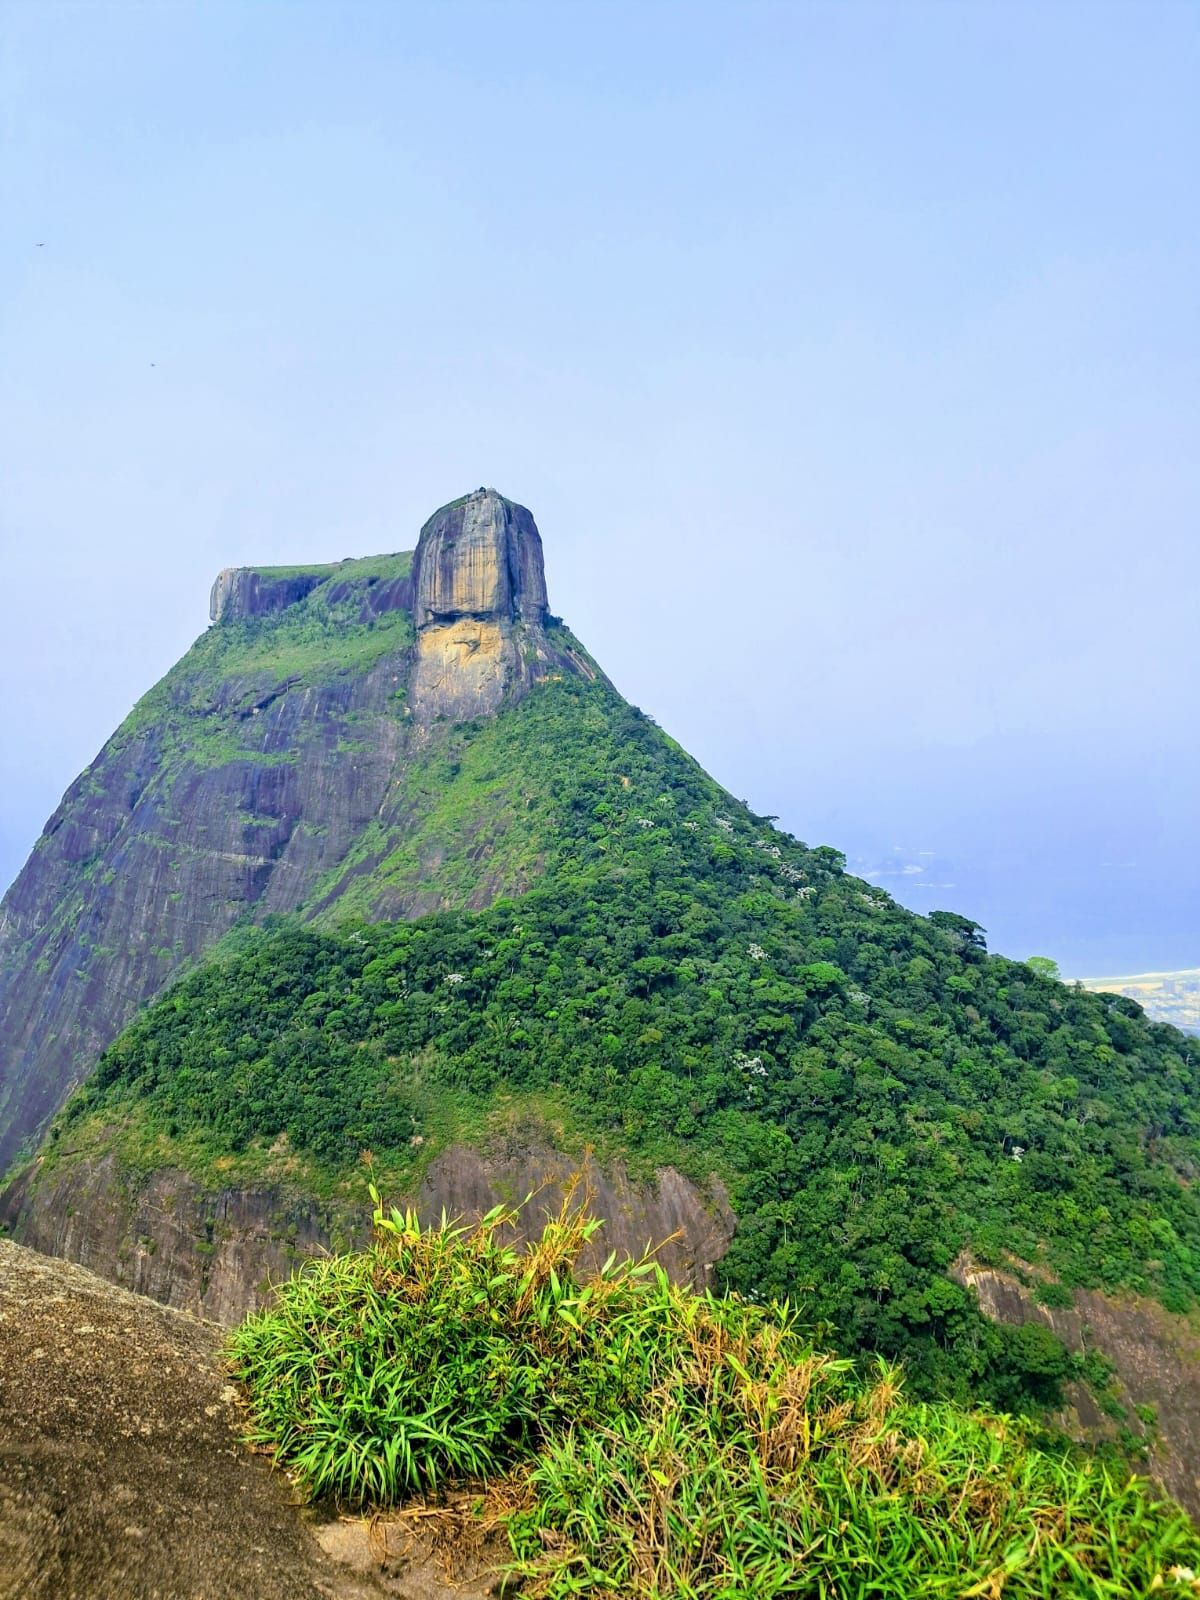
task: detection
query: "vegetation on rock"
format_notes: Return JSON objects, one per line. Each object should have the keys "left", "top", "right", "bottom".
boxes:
{"left": 228, "top": 1199, "right": 1200, "bottom": 1598}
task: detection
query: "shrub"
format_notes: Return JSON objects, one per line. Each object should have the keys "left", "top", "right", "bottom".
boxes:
{"left": 228, "top": 1198, "right": 1200, "bottom": 1598}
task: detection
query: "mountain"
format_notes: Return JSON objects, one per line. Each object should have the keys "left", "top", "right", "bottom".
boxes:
{"left": 0, "top": 490, "right": 595, "bottom": 1174}
{"left": 3, "top": 489, "right": 1200, "bottom": 1513}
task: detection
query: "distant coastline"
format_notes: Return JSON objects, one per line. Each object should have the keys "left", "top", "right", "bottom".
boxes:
{"left": 1075, "top": 968, "right": 1200, "bottom": 1035}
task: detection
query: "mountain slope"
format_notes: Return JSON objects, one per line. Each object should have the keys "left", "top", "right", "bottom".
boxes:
{"left": 0, "top": 491, "right": 593, "bottom": 1171}
{"left": 18, "top": 670, "right": 1200, "bottom": 1401}
{"left": 4, "top": 488, "right": 1200, "bottom": 1506}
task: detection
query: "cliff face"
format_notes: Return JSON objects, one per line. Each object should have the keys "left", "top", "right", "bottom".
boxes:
{"left": 209, "top": 566, "right": 329, "bottom": 622}
{"left": 0, "top": 492, "right": 588, "bottom": 1172}
{"left": 0, "top": 655, "right": 408, "bottom": 1174}
{"left": 953, "top": 1255, "right": 1200, "bottom": 1519}
{"left": 0, "top": 1141, "right": 733, "bottom": 1326}
{"left": 410, "top": 489, "right": 563, "bottom": 722}
{"left": 413, "top": 490, "right": 548, "bottom": 626}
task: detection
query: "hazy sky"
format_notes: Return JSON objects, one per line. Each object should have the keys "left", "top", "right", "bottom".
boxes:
{"left": 2, "top": 1, "right": 1197, "bottom": 975}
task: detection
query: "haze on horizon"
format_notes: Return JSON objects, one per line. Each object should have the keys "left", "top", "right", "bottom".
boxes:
{"left": 1, "top": 1, "right": 1196, "bottom": 976}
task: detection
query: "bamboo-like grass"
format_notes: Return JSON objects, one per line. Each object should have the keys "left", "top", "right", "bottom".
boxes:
{"left": 228, "top": 1189, "right": 1200, "bottom": 1597}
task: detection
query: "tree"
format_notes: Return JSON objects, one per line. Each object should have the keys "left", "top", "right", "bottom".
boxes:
{"left": 928, "top": 911, "right": 987, "bottom": 957}
{"left": 1026, "top": 956, "right": 1062, "bottom": 983}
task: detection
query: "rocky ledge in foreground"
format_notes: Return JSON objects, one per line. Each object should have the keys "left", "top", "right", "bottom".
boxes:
{"left": 0, "top": 1240, "right": 499, "bottom": 1600}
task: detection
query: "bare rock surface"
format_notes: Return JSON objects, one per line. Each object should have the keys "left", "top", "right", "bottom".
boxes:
{"left": 0, "top": 1239, "right": 504, "bottom": 1600}
{"left": 313, "top": 1515, "right": 509, "bottom": 1599}
{"left": 414, "top": 1140, "right": 735, "bottom": 1289}
{"left": 412, "top": 491, "right": 547, "bottom": 629}
{"left": 408, "top": 490, "right": 585, "bottom": 723}
{"left": 209, "top": 567, "right": 328, "bottom": 622}
{"left": 0, "top": 649, "right": 412, "bottom": 1174}
{"left": 2, "top": 1138, "right": 734, "bottom": 1327}
{"left": 0, "top": 1152, "right": 342, "bottom": 1325}
{"left": 954, "top": 1253, "right": 1200, "bottom": 1519}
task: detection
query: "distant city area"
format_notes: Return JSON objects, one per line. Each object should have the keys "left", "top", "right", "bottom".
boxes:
{"left": 1075, "top": 969, "right": 1200, "bottom": 1035}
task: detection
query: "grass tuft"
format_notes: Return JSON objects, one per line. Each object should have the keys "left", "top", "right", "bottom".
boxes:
{"left": 229, "top": 1195, "right": 1200, "bottom": 1597}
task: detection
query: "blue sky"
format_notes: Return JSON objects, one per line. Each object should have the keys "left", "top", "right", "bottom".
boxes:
{"left": 1, "top": 1, "right": 1196, "bottom": 973}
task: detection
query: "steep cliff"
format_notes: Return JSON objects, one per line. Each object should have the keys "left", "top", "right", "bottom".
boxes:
{"left": 0, "top": 491, "right": 590, "bottom": 1173}
{"left": 410, "top": 490, "right": 592, "bottom": 722}
{"left": 1, "top": 1138, "right": 732, "bottom": 1325}
{"left": 953, "top": 1254, "right": 1200, "bottom": 1518}
{"left": 209, "top": 564, "right": 332, "bottom": 622}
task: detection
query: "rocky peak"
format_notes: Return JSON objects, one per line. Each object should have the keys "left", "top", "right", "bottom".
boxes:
{"left": 408, "top": 490, "right": 574, "bottom": 723}
{"left": 412, "top": 489, "right": 549, "bottom": 629}
{"left": 0, "top": 488, "right": 597, "bottom": 1170}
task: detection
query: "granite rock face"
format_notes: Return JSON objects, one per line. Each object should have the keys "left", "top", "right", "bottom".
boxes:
{"left": 211, "top": 562, "right": 418, "bottom": 626}
{"left": 0, "top": 652, "right": 411, "bottom": 1173}
{"left": 0, "top": 1239, "right": 352, "bottom": 1600}
{"left": 413, "top": 490, "right": 548, "bottom": 627}
{"left": 0, "top": 493, "right": 591, "bottom": 1173}
{"left": 409, "top": 489, "right": 568, "bottom": 723}
{"left": 209, "top": 566, "right": 326, "bottom": 622}
{"left": 0, "top": 1141, "right": 734, "bottom": 1325}
{"left": 953, "top": 1255, "right": 1200, "bottom": 1519}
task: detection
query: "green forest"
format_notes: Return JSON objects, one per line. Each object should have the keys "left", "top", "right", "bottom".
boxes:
{"left": 58, "top": 676, "right": 1200, "bottom": 1415}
